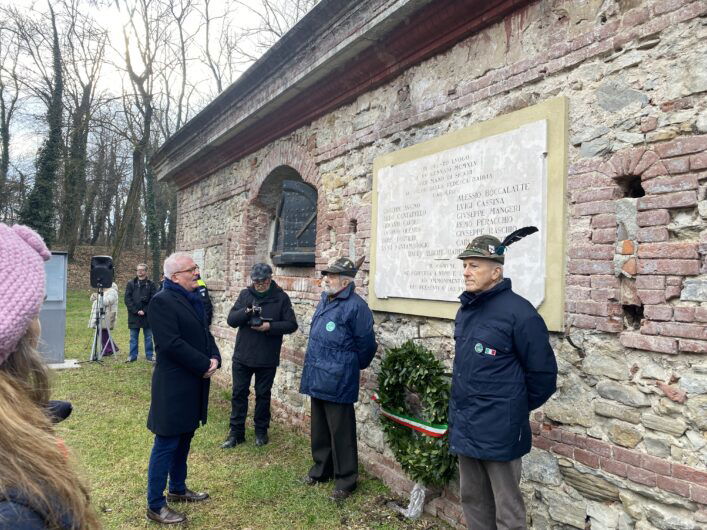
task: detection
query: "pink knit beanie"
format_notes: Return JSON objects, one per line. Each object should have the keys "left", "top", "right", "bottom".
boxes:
{"left": 0, "top": 223, "right": 51, "bottom": 365}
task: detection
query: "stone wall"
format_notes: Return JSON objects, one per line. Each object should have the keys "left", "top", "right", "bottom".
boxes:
{"left": 174, "top": 0, "right": 707, "bottom": 527}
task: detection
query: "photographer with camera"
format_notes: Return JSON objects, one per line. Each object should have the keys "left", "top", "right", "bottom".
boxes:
{"left": 221, "top": 263, "right": 298, "bottom": 448}
{"left": 125, "top": 263, "right": 157, "bottom": 362}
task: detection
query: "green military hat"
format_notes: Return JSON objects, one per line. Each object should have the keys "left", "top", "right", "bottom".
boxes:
{"left": 457, "top": 227, "right": 540, "bottom": 264}
{"left": 457, "top": 235, "right": 505, "bottom": 264}
{"left": 321, "top": 256, "right": 366, "bottom": 277}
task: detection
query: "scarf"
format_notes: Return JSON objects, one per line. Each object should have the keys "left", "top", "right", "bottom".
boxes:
{"left": 163, "top": 278, "right": 206, "bottom": 323}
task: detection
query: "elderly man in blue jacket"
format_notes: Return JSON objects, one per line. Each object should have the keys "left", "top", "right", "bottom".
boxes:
{"left": 450, "top": 234, "right": 557, "bottom": 530}
{"left": 299, "top": 257, "right": 377, "bottom": 501}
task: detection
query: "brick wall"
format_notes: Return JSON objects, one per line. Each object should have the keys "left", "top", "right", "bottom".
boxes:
{"left": 173, "top": 0, "right": 707, "bottom": 527}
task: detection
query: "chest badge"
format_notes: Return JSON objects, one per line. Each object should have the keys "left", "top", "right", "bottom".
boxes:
{"left": 484, "top": 347, "right": 497, "bottom": 356}
{"left": 326, "top": 321, "right": 336, "bottom": 332}
{"left": 474, "top": 342, "right": 483, "bottom": 353}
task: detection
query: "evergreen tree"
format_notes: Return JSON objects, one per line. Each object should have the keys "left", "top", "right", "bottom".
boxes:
{"left": 19, "top": 5, "right": 62, "bottom": 246}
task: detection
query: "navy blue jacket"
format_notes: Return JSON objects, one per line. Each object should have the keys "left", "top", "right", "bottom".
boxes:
{"left": 299, "top": 282, "right": 377, "bottom": 403}
{"left": 449, "top": 278, "right": 557, "bottom": 461}
{"left": 0, "top": 488, "right": 74, "bottom": 529}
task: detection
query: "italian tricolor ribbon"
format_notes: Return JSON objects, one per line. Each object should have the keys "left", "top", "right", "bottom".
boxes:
{"left": 372, "top": 393, "right": 448, "bottom": 438}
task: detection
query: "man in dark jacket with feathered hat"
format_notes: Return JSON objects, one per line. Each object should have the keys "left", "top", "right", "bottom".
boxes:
{"left": 450, "top": 232, "right": 557, "bottom": 529}
{"left": 221, "top": 263, "right": 298, "bottom": 448}
{"left": 299, "top": 256, "right": 377, "bottom": 501}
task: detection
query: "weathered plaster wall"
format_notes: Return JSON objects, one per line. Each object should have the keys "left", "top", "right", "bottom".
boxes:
{"left": 176, "top": 0, "right": 707, "bottom": 527}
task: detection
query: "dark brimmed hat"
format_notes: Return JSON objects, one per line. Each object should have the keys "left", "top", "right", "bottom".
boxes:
{"left": 457, "top": 235, "right": 505, "bottom": 264}
{"left": 250, "top": 263, "right": 273, "bottom": 281}
{"left": 321, "top": 256, "right": 364, "bottom": 277}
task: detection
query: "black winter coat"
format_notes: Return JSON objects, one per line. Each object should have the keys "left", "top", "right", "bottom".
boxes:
{"left": 227, "top": 281, "right": 298, "bottom": 367}
{"left": 449, "top": 278, "right": 557, "bottom": 462}
{"left": 147, "top": 288, "right": 221, "bottom": 436}
{"left": 124, "top": 278, "right": 157, "bottom": 328}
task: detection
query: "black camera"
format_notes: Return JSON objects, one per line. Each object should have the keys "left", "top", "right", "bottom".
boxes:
{"left": 247, "top": 303, "right": 263, "bottom": 327}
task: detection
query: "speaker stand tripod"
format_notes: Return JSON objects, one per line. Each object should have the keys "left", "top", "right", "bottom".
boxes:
{"left": 86, "top": 287, "right": 117, "bottom": 363}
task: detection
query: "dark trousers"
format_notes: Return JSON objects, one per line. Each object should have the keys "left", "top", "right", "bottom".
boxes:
{"left": 147, "top": 431, "right": 194, "bottom": 511}
{"left": 229, "top": 362, "right": 277, "bottom": 437}
{"left": 308, "top": 397, "right": 358, "bottom": 492}
{"left": 459, "top": 455, "right": 526, "bottom": 530}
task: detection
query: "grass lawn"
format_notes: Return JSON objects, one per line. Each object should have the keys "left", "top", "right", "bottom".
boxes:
{"left": 52, "top": 290, "right": 443, "bottom": 529}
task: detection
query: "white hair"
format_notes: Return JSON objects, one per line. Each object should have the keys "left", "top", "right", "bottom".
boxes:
{"left": 163, "top": 252, "right": 193, "bottom": 277}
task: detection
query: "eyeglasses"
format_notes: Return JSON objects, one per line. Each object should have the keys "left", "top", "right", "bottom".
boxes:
{"left": 252, "top": 278, "right": 270, "bottom": 285}
{"left": 173, "top": 265, "right": 199, "bottom": 275}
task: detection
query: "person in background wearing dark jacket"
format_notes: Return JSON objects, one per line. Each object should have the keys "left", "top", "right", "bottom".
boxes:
{"left": 450, "top": 235, "right": 557, "bottom": 530}
{"left": 221, "top": 263, "right": 298, "bottom": 448}
{"left": 299, "top": 257, "right": 377, "bottom": 502}
{"left": 125, "top": 263, "right": 157, "bottom": 362}
{"left": 196, "top": 272, "right": 214, "bottom": 326}
{"left": 145, "top": 252, "right": 221, "bottom": 525}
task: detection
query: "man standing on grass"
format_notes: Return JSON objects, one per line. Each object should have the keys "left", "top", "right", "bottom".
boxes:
{"left": 125, "top": 263, "right": 157, "bottom": 362}
{"left": 145, "top": 252, "right": 221, "bottom": 524}
{"left": 299, "top": 256, "right": 377, "bottom": 502}
{"left": 221, "top": 262, "right": 298, "bottom": 449}
{"left": 450, "top": 234, "right": 557, "bottom": 529}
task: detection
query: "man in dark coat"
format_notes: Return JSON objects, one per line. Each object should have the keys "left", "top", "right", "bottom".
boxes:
{"left": 299, "top": 257, "right": 377, "bottom": 502}
{"left": 124, "top": 263, "right": 157, "bottom": 362}
{"left": 450, "top": 235, "right": 557, "bottom": 529}
{"left": 221, "top": 263, "right": 298, "bottom": 448}
{"left": 145, "top": 252, "right": 221, "bottom": 525}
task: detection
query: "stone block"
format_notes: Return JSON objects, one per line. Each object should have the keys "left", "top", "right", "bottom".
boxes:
{"left": 596, "top": 380, "right": 650, "bottom": 407}
{"left": 594, "top": 400, "right": 641, "bottom": 424}
{"left": 678, "top": 373, "right": 707, "bottom": 395}
{"left": 608, "top": 420, "right": 643, "bottom": 448}
{"left": 680, "top": 277, "right": 707, "bottom": 301}
{"left": 616, "top": 198, "right": 638, "bottom": 240}
{"left": 644, "top": 435, "right": 672, "bottom": 458}
{"left": 583, "top": 354, "right": 629, "bottom": 381}
{"left": 655, "top": 382, "right": 687, "bottom": 404}
{"left": 522, "top": 449, "right": 562, "bottom": 486}
{"left": 641, "top": 413, "right": 687, "bottom": 436}
{"left": 596, "top": 80, "right": 649, "bottom": 112}
{"left": 559, "top": 466, "right": 620, "bottom": 502}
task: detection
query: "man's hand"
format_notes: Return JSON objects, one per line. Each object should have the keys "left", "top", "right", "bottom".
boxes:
{"left": 203, "top": 358, "right": 218, "bottom": 378}
{"left": 251, "top": 322, "right": 271, "bottom": 332}
{"left": 137, "top": 310, "right": 145, "bottom": 316}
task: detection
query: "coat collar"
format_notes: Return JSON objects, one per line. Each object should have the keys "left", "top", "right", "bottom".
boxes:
{"left": 459, "top": 278, "right": 512, "bottom": 307}
{"left": 164, "top": 286, "right": 204, "bottom": 325}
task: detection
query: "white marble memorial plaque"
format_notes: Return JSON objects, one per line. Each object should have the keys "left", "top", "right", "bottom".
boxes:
{"left": 374, "top": 120, "right": 547, "bottom": 307}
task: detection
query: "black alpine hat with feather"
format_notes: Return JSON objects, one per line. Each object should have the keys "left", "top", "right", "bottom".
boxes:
{"left": 457, "top": 227, "right": 539, "bottom": 264}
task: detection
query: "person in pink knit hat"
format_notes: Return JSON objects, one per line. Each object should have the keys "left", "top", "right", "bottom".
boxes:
{"left": 0, "top": 223, "right": 100, "bottom": 528}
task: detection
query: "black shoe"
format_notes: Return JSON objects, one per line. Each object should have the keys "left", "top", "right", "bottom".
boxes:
{"left": 167, "top": 488, "right": 209, "bottom": 503}
{"left": 220, "top": 433, "right": 245, "bottom": 449}
{"left": 255, "top": 433, "right": 269, "bottom": 446}
{"left": 329, "top": 488, "right": 353, "bottom": 501}
{"left": 146, "top": 505, "right": 186, "bottom": 524}
{"left": 299, "top": 475, "right": 318, "bottom": 486}
{"left": 125, "top": 358, "right": 137, "bottom": 363}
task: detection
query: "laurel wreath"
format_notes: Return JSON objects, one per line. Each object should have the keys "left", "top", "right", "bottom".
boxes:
{"left": 377, "top": 340, "right": 457, "bottom": 487}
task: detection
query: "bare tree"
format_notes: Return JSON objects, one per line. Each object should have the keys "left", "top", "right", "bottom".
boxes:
{"left": 0, "top": 24, "right": 21, "bottom": 217}
{"left": 57, "top": 0, "right": 108, "bottom": 259}
{"left": 234, "top": 0, "right": 319, "bottom": 62}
